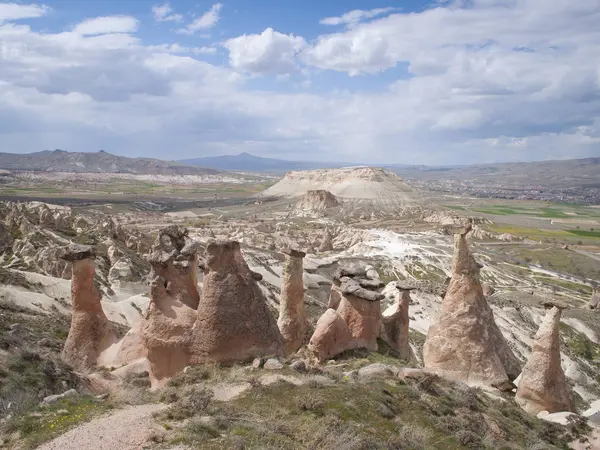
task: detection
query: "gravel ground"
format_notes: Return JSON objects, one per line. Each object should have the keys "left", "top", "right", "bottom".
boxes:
{"left": 37, "top": 403, "right": 167, "bottom": 450}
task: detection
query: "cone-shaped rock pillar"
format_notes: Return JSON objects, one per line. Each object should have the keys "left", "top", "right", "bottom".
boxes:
{"left": 277, "top": 247, "right": 309, "bottom": 355}
{"left": 423, "top": 224, "right": 521, "bottom": 386}
{"left": 191, "top": 240, "right": 284, "bottom": 363}
{"left": 60, "top": 245, "right": 117, "bottom": 371}
{"left": 516, "top": 304, "right": 575, "bottom": 415}
{"left": 381, "top": 282, "right": 414, "bottom": 361}
{"left": 140, "top": 226, "right": 200, "bottom": 382}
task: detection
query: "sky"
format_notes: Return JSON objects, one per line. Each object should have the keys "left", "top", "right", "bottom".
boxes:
{"left": 0, "top": 0, "right": 600, "bottom": 165}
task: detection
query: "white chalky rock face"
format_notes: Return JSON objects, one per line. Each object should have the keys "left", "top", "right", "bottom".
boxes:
{"left": 516, "top": 306, "right": 575, "bottom": 415}
{"left": 261, "top": 167, "right": 415, "bottom": 211}
{"left": 423, "top": 227, "right": 521, "bottom": 387}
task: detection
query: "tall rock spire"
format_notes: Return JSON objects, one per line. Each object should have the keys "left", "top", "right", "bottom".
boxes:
{"left": 423, "top": 224, "right": 521, "bottom": 386}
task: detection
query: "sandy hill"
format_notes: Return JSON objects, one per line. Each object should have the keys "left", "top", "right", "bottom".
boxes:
{"left": 262, "top": 167, "right": 414, "bottom": 201}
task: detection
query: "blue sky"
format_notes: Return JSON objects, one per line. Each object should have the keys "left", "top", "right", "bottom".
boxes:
{"left": 1, "top": 0, "right": 599, "bottom": 164}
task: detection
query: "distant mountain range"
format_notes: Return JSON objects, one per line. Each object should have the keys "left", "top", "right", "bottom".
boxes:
{"left": 0, "top": 150, "right": 220, "bottom": 175}
{"left": 1, "top": 150, "right": 597, "bottom": 189}
{"left": 180, "top": 152, "right": 600, "bottom": 188}
{"left": 179, "top": 152, "right": 362, "bottom": 172}
{"left": 392, "top": 157, "right": 600, "bottom": 188}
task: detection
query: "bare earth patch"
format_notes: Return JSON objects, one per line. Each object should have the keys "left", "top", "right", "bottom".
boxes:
{"left": 37, "top": 403, "right": 166, "bottom": 450}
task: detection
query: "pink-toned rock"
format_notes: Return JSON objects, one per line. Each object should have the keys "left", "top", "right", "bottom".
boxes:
{"left": 336, "top": 277, "right": 384, "bottom": 352}
{"left": 308, "top": 309, "right": 352, "bottom": 363}
{"left": 381, "top": 284, "right": 414, "bottom": 361}
{"left": 100, "top": 323, "right": 147, "bottom": 368}
{"left": 140, "top": 226, "right": 200, "bottom": 382}
{"left": 60, "top": 245, "right": 117, "bottom": 371}
{"left": 516, "top": 304, "right": 575, "bottom": 415}
{"left": 277, "top": 247, "right": 309, "bottom": 355}
{"left": 191, "top": 240, "right": 284, "bottom": 364}
{"left": 309, "top": 270, "right": 385, "bottom": 362}
{"left": 423, "top": 225, "right": 521, "bottom": 386}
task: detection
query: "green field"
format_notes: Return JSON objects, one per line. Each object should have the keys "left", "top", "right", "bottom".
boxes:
{"left": 568, "top": 230, "right": 600, "bottom": 238}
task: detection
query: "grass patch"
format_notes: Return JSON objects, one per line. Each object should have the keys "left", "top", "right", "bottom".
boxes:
{"left": 560, "top": 323, "right": 600, "bottom": 364}
{"left": 567, "top": 230, "right": 600, "bottom": 238}
{"left": 164, "top": 376, "right": 579, "bottom": 449}
{"left": 1, "top": 395, "right": 113, "bottom": 449}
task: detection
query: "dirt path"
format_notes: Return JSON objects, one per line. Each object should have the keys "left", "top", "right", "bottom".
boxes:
{"left": 37, "top": 403, "right": 167, "bottom": 450}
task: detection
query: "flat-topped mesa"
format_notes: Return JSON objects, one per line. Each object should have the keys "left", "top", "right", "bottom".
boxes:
{"left": 59, "top": 245, "right": 117, "bottom": 371}
{"left": 516, "top": 306, "right": 575, "bottom": 415}
{"left": 140, "top": 226, "right": 201, "bottom": 382}
{"left": 309, "top": 267, "right": 385, "bottom": 362}
{"left": 423, "top": 228, "right": 521, "bottom": 387}
{"left": 278, "top": 247, "right": 309, "bottom": 355}
{"left": 191, "top": 240, "right": 284, "bottom": 364}
{"left": 381, "top": 283, "right": 416, "bottom": 361}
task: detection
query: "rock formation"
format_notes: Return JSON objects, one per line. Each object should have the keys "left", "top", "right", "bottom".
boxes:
{"left": 380, "top": 282, "right": 414, "bottom": 361}
{"left": 191, "top": 240, "right": 284, "bottom": 364}
{"left": 0, "top": 222, "right": 14, "bottom": 253}
{"left": 277, "top": 247, "right": 309, "bottom": 355}
{"left": 590, "top": 288, "right": 600, "bottom": 310}
{"left": 309, "top": 267, "right": 385, "bottom": 362}
{"left": 318, "top": 228, "right": 334, "bottom": 252}
{"left": 140, "top": 226, "right": 200, "bottom": 382}
{"left": 516, "top": 303, "right": 575, "bottom": 415}
{"left": 309, "top": 309, "right": 352, "bottom": 362}
{"left": 295, "top": 190, "right": 339, "bottom": 214}
{"left": 423, "top": 224, "right": 521, "bottom": 386}
{"left": 60, "top": 245, "right": 117, "bottom": 371}
{"left": 39, "top": 205, "right": 55, "bottom": 228}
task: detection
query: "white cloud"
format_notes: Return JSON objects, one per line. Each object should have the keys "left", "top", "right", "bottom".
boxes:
{"left": 0, "top": 1, "right": 599, "bottom": 164}
{"left": 223, "top": 28, "right": 306, "bottom": 74}
{"left": 320, "top": 7, "right": 396, "bottom": 26}
{"left": 177, "top": 2, "right": 222, "bottom": 35}
{"left": 0, "top": 2, "right": 49, "bottom": 23}
{"left": 152, "top": 3, "right": 182, "bottom": 22}
{"left": 73, "top": 16, "right": 139, "bottom": 36}
{"left": 193, "top": 46, "right": 217, "bottom": 55}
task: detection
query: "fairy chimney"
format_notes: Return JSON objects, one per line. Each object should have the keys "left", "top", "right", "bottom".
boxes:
{"left": 308, "top": 267, "right": 385, "bottom": 362}
{"left": 277, "top": 247, "right": 309, "bottom": 355}
{"left": 190, "top": 240, "right": 284, "bottom": 364}
{"left": 140, "top": 226, "right": 200, "bottom": 382}
{"left": 381, "top": 282, "right": 414, "bottom": 361}
{"left": 516, "top": 302, "right": 575, "bottom": 415}
{"left": 60, "top": 245, "right": 117, "bottom": 370}
{"left": 423, "top": 224, "right": 521, "bottom": 386}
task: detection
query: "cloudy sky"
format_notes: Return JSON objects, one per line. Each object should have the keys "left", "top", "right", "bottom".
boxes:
{"left": 1, "top": 0, "right": 599, "bottom": 164}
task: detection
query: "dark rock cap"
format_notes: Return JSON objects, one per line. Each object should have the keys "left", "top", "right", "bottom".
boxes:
{"left": 540, "top": 300, "right": 568, "bottom": 310}
{"left": 356, "top": 278, "right": 385, "bottom": 290}
{"left": 60, "top": 244, "right": 96, "bottom": 261}
{"left": 282, "top": 247, "right": 306, "bottom": 258}
{"left": 340, "top": 278, "right": 384, "bottom": 302}
{"left": 395, "top": 281, "right": 417, "bottom": 291}
{"left": 334, "top": 266, "right": 367, "bottom": 281}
